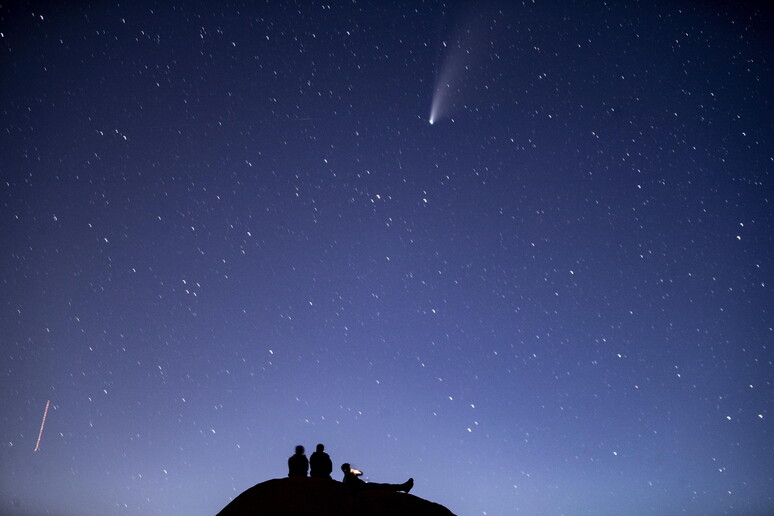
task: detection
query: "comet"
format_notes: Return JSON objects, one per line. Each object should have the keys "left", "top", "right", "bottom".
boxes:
{"left": 34, "top": 400, "right": 50, "bottom": 452}
{"left": 428, "top": 75, "right": 450, "bottom": 125}
{"left": 428, "top": 9, "right": 490, "bottom": 125}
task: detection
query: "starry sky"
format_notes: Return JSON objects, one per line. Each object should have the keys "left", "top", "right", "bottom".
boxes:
{"left": 1, "top": 1, "right": 772, "bottom": 515}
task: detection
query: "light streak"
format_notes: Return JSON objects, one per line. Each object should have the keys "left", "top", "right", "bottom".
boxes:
{"left": 34, "top": 400, "right": 50, "bottom": 452}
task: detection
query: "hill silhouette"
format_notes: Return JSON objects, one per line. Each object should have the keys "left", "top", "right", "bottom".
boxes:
{"left": 216, "top": 476, "right": 457, "bottom": 516}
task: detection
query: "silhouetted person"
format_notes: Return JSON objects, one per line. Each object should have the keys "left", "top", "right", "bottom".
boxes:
{"left": 288, "top": 445, "right": 309, "bottom": 477}
{"left": 310, "top": 443, "right": 333, "bottom": 478}
{"left": 341, "top": 463, "right": 413, "bottom": 493}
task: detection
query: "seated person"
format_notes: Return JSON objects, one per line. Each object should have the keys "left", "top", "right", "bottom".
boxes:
{"left": 288, "top": 445, "right": 308, "bottom": 477}
{"left": 310, "top": 443, "right": 333, "bottom": 478}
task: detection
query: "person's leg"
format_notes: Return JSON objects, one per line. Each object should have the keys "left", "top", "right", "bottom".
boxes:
{"left": 360, "top": 482, "right": 397, "bottom": 491}
{"left": 361, "top": 478, "right": 413, "bottom": 493}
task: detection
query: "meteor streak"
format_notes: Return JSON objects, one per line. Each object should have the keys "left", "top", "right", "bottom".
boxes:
{"left": 34, "top": 400, "right": 50, "bottom": 452}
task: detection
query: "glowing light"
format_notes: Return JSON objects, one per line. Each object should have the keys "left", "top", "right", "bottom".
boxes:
{"left": 34, "top": 400, "right": 50, "bottom": 452}
{"left": 428, "top": 96, "right": 441, "bottom": 126}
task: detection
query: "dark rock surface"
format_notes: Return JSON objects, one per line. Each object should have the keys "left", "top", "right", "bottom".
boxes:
{"left": 216, "top": 476, "right": 457, "bottom": 516}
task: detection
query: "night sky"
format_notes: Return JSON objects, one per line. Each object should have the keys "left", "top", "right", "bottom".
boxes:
{"left": 1, "top": 1, "right": 773, "bottom": 515}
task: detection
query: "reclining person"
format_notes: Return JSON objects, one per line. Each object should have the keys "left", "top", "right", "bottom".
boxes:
{"left": 340, "top": 463, "right": 413, "bottom": 493}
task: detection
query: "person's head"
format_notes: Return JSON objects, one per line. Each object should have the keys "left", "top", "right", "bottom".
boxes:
{"left": 316, "top": 443, "right": 325, "bottom": 452}
{"left": 295, "top": 445, "right": 305, "bottom": 455}
{"left": 341, "top": 463, "right": 350, "bottom": 473}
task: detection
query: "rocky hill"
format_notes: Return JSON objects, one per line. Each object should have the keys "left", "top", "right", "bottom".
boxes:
{"left": 216, "top": 476, "right": 457, "bottom": 516}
